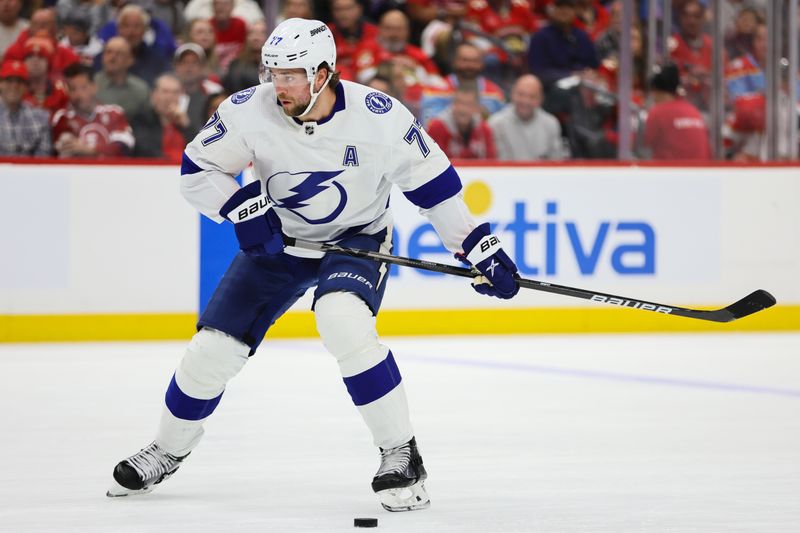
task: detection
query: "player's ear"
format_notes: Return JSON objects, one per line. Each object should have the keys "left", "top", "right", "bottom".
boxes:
{"left": 314, "top": 66, "right": 328, "bottom": 92}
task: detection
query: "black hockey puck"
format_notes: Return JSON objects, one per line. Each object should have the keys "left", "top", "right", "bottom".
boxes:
{"left": 354, "top": 517, "right": 378, "bottom": 528}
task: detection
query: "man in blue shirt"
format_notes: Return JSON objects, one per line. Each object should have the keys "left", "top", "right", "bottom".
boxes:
{"left": 527, "top": 0, "right": 599, "bottom": 89}
{"left": 527, "top": 0, "right": 601, "bottom": 157}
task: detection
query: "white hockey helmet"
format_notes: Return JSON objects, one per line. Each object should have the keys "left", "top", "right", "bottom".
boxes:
{"left": 261, "top": 19, "right": 337, "bottom": 109}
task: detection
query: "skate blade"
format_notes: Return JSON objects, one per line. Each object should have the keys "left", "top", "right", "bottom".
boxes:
{"left": 106, "top": 479, "right": 155, "bottom": 498}
{"left": 377, "top": 481, "right": 430, "bottom": 512}
{"left": 106, "top": 464, "right": 182, "bottom": 498}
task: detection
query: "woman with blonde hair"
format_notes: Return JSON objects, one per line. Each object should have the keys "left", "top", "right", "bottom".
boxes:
{"left": 185, "top": 18, "right": 220, "bottom": 78}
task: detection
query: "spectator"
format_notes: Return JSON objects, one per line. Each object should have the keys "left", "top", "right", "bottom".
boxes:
{"left": 366, "top": 72, "right": 392, "bottom": 94}
{"left": 594, "top": 0, "right": 621, "bottom": 61}
{"left": 102, "top": 4, "right": 172, "bottom": 87}
{"left": 406, "top": 0, "right": 468, "bottom": 34}
{"left": 152, "top": 0, "right": 187, "bottom": 39}
{"left": 0, "top": 0, "right": 27, "bottom": 56}
{"left": 720, "top": 0, "right": 765, "bottom": 40}
{"left": 723, "top": 23, "right": 796, "bottom": 161}
{"left": 3, "top": 8, "right": 79, "bottom": 80}
{"left": 173, "top": 42, "right": 223, "bottom": 139}
{"left": 329, "top": 0, "right": 378, "bottom": 81}
{"left": 0, "top": 59, "right": 52, "bottom": 156}
{"left": 404, "top": 0, "right": 456, "bottom": 27}
{"left": 95, "top": 36, "right": 150, "bottom": 121}
{"left": 277, "top": 0, "right": 315, "bottom": 23}
{"left": 573, "top": 0, "right": 610, "bottom": 41}
{"left": 420, "top": 42, "right": 505, "bottom": 126}
{"left": 527, "top": 0, "right": 598, "bottom": 90}
{"left": 185, "top": 18, "right": 220, "bottom": 77}
{"left": 184, "top": 0, "right": 266, "bottom": 26}
{"left": 427, "top": 86, "right": 496, "bottom": 159}
{"left": 725, "top": 22, "right": 766, "bottom": 103}
{"left": 358, "top": 0, "right": 401, "bottom": 22}
{"left": 527, "top": 0, "right": 599, "bottom": 156}
{"left": 59, "top": 12, "right": 103, "bottom": 66}
{"left": 366, "top": 58, "right": 423, "bottom": 117}
{"left": 668, "top": 0, "right": 712, "bottom": 112}
{"left": 724, "top": 90, "right": 796, "bottom": 161}
{"left": 596, "top": 22, "right": 646, "bottom": 102}
{"left": 222, "top": 18, "right": 265, "bottom": 93}
{"left": 210, "top": 0, "right": 247, "bottom": 74}
{"left": 353, "top": 9, "right": 441, "bottom": 86}
{"left": 465, "top": 0, "right": 539, "bottom": 90}
{"left": 129, "top": 73, "right": 190, "bottom": 161}
{"left": 465, "top": 0, "right": 539, "bottom": 48}
{"left": 97, "top": 3, "right": 177, "bottom": 59}
{"left": 488, "top": 74, "right": 564, "bottom": 160}
{"left": 52, "top": 63, "right": 135, "bottom": 158}
{"left": 17, "top": 8, "right": 58, "bottom": 42}
{"left": 406, "top": 0, "right": 468, "bottom": 68}
{"left": 643, "top": 63, "right": 710, "bottom": 160}
{"left": 585, "top": 22, "right": 646, "bottom": 156}
{"left": 724, "top": 6, "right": 762, "bottom": 60}
{"left": 21, "top": 36, "right": 69, "bottom": 117}
{"left": 55, "top": 0, "right": 111, "bottom": 36}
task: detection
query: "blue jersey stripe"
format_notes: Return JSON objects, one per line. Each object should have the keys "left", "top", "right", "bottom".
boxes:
{"left": 402, "top": 165, "right": 463, "bottom": 209}
{"left": 181, "top": 152, "right": 204, "bottom": 175}
{"left": 165, "top": 374, "right": 224, "bottom": 420}
{"left": 343, "top": 351, "right": 402, "bottom": 406}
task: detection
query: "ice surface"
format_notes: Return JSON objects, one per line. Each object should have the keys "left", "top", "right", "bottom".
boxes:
{"left": 1, "top": 333, "right": 798, "bottom": 532}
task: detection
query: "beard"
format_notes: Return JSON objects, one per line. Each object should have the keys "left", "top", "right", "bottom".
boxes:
{"left": 279, "top": 95, "right": 311, "bottom": 117}
{"left": 284, "top": 101, "right": 308, "bottom": 116}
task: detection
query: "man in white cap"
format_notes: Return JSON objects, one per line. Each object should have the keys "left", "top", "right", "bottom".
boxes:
{"left": 173, "top": 42, "right": 224, "bottom": 138}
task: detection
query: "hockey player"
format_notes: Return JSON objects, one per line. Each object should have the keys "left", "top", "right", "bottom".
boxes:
{"left": 107, "top": 18, "right": 519, "bottom": 512}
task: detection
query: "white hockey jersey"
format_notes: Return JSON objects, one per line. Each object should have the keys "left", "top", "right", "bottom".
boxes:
{"left": 181, "top": 80, "right": 475, "bottom": 256}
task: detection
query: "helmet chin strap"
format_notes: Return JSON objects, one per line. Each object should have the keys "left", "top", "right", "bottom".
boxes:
{"left": 298, "top": 69, "right": 333, "bottom": 118}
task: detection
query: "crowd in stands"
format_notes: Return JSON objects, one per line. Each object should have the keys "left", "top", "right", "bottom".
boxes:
{"left": 0, "top": 0, "right": 796, "bottom": 162}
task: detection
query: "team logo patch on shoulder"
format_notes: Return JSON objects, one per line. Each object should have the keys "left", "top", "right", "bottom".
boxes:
{"left": 365, "top": 92, "right": 392, "bottom": 114}
{"left": 231, "top": 87, "right": 256, "bottom": 104}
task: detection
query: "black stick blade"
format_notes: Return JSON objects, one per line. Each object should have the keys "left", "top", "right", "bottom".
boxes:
{"left": 722, "top": 289, "right": 777, "bottom": 321}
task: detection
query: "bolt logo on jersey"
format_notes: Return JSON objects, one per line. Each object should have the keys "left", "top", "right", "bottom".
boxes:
{"left": 365, "top": 92, "right": 392, "bottom": 114}
{"left": 266, "top": 170, "right": 348, "bottom": 224}
{"left": 231, "top": 87, "right": 256, "bottom": 104}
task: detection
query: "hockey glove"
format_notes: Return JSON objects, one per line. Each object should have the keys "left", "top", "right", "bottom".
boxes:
{"left": 219, "top": 181, "right": 284, "bottom": 256}
{"left": 457, "top": 223, "right": 520, "bottom": 299}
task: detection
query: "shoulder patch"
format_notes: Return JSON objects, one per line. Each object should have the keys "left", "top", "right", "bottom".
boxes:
{"left": 231, "top": 87, "right": 256, "bottom": 104}
{"left": 365, "top": 91, "right": 392, "bottom": 114}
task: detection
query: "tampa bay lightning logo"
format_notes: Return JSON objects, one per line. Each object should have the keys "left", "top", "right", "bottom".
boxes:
{"left": 365, "top": 92, "right": 392, "bottom": 114}
{"left": 231, "top": 87, "right": 256, "bottom": 104}
{"left": 266, "top": 170, "right": 347, "bottom": 224}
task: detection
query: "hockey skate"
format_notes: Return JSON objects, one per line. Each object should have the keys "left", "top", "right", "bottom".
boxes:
{"left": 371, "top": 437, "right": 430, "bottom": 512}
{"left": 106, "top": 441, "right": 188, "bottom": 497}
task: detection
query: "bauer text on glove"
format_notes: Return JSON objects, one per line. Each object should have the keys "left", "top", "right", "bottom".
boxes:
{"left": 218, "top": 181, "right": 284, "bottom": 255}
{"left": 458, "top": 223, "right": 520, "bottom": 299}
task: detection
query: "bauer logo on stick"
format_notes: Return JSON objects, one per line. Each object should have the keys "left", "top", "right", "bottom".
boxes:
{"left": 591, "top": 295, "right": 673, "bottom": 314}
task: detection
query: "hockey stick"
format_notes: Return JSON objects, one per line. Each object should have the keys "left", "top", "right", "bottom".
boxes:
{"left": 284, "top": 237, "right": 776, "bottom": 323}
